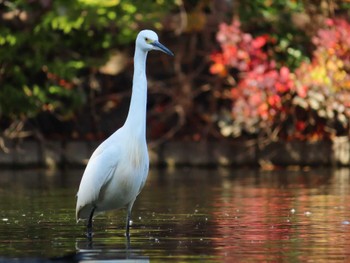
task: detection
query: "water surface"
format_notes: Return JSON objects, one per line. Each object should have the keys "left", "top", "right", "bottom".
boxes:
{"left": 0, "top": 167, "right": 350, "bottom": 262}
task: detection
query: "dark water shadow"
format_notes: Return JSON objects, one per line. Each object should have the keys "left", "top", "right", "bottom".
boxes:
{"left": 46, "top": 236, "right": 149, "bottom": 262}
{"left": 73, "top": 236, "right": 149, "bottom": 262}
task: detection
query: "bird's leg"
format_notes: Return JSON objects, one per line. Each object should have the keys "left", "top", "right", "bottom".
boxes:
{"left": 125, "top": 230, "right": 131, "bottom": 252}
{"left": 125, "top": 208, "right": 131, "bottom": 239}
{"left": 87, "top": 206, "right": 95, "bottom": 239}
{"left": 125, "top": 200, "right": 136, "bottom": 241}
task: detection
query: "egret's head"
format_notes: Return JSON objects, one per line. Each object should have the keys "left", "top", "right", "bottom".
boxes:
{"left": 136, "top": 30, "right": 174, "bottom": 56}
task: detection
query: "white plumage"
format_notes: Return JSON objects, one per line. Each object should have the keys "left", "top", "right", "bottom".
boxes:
{"left": 76, "top": 30, "right": 173, "bottom": 238}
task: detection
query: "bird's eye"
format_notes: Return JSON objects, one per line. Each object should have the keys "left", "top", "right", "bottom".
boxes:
{"left": 145, "top": 37, "right": 151, "bottom": 44}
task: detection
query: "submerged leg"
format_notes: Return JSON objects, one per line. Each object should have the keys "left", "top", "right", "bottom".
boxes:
{"left": 125, "top": 219, "right": 131, "bottom": 251}
{"left": 125, "top": 208, "right": 131, "bottom": 238}
{"left": 87, "top": 206, "right": 95, "bottom": 238}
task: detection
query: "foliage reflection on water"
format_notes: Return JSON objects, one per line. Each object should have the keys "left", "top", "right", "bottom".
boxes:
{"left": 0, "top": 167, "right": 350, "bottom": 262}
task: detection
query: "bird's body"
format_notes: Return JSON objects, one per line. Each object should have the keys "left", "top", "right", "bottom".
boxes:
{"left": 75, "top": 129, "right": 149, "bottom": 220}
{"left": 75, "top": 30, "right": 173, "bottom": 237}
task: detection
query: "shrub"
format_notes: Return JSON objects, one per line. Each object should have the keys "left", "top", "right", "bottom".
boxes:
{"left": 211, "top": 18, "right": 350, "bottom": 140}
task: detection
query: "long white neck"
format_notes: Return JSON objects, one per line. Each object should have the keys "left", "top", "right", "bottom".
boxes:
{"left": 123, "top": 47, "right": 148, "bottom": 140}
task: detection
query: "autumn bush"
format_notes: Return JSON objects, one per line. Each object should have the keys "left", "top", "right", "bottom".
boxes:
{"left": 211, "top": 18, "right": 350, "bottom": 141}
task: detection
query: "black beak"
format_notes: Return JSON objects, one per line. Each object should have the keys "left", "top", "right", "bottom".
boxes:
{"left": 152, "top": 41, "right": 174, "bottom": 56}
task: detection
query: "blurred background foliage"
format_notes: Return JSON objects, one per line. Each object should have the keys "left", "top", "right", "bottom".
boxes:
{"left": 0, "top": 0, "right": 349, "bottom": 145}
{"left": 0, "top": 0, "right": 176, "bottom": 140}
{"left": 212, "top": 1, "right": 350, "bottom": 141}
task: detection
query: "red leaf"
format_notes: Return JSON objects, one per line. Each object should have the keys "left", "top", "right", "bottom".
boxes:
{"left": 252, "top": 36, "right": 267, "bottom": 49}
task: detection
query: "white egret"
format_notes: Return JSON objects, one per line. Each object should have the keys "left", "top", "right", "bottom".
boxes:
{"left": 76, "top": 30, "right": 173, "bottom": 238}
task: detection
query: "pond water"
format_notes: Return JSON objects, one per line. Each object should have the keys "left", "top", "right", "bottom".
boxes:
{"left": 0, "top": 167, "right": 350, "bottom": 262}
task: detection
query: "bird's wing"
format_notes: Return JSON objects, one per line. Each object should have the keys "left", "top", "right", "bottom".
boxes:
{"left": 76, "top": 141, "right": 119, "bottom": 220}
